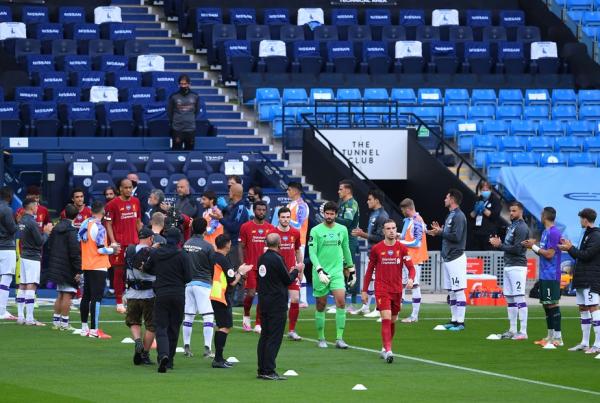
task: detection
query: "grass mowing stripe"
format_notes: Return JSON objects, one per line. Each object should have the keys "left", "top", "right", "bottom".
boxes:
{"left": 289, "top": 333, "right": 600, "bottom": 398}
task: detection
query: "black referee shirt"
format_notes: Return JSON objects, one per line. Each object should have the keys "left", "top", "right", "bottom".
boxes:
{"left": 257, "top": 249, "right": 299, "bottom": 312}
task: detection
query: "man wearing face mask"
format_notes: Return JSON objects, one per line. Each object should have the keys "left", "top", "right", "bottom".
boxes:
{"left": 246, "top": 186, "right": 264, "bottom": 220}
{"left": 470, "top": 180, "right": 501, "bottom": 251}
{"left": 167, "top": 74, "right": 201, "bottom": 151}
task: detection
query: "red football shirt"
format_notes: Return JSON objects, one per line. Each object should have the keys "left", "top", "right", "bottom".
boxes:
{"left": 105, "top": 196, "right": 141, "bottom": 265}
{"left": 60, "top": 206, "right": 92, "bottom": 228}
{"left": 363, "top": 240, "right": 415, "bottom": 294}
{"left": 239, "top": 220, "right": 274, "bottom": 269}
{"left": 16, "top": 205, "right": 50, "bottom": 230}
{"left": 273, "top": 226, "right": 301, "bottom": 270}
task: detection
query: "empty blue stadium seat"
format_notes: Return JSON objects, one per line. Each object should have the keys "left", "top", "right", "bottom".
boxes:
{"left": 567, "top": 120, "right": 595, "bottom": 136}
{"left": 498, "top": 89, "right": 523, "bottom": 106}
{"left": 183, "top": 151, "right": 213, "bottom": 173}
{"left": 496, "top": 105, "right": 523, "bottom": 122}
{"left": 555, "top": 136, "right": 583, "bottom": 152}
{"left": 37, "top": 71, "right": 68, "bottom": 88}
{"left": 552, "top": 89, "right": 577, "bottom": 107}
{"left": 326, "top": 41, "right": 356, "bottom": 73}
{"left": 471, "top": 89, "right": 496, "bottom": 106}
{"left": 282, "top": 88, "right": 308, "bottom": 105}
{"left": 50, "top": 87, "right": 80, "bottom": 103}
{"left": 539, "top": 152, "right": 568, "bottom": 166}
{"left": 524, "top": 105, "right": 550, "bottom": 122}
{"left": 142, "top": 102, "right": 169, "bottom": 137}
{"left": 483, "top": 26, "right": 507, "bottom": 42}
{"left": 72, "top": 71, "right": 105, "bottom": 89}
{"left": 0, "top": 102, "right": 22, "bottom": 137}
{"left": 528, "top": 136, "right": 555, "bottom": 152}
{"left": 538, "top": 119, "right": 564, "bottom": 136}
{"left": 568, "top": 152, "right": 597, "bottom": 167}
{"left": 552, "top": 105, "right": 577, "bottom": 122}
{"left": 579, "top": 105, "right": 600, "bottom": 121}
{"left": 418, "top": 88, "right": 443, "bottom": 106}
{"left": 230, "top": 8, "right": 257, "bottom": 39}
{"left": 24, "top": 102, "right": 60, "bottom": 137}
{"left": 280, "top": 24, "right": 305, "bottom": 42}
{"left": 511, "top": 152, "right": 539, "bottom": 166}
{"left": 292, "top": 40, "right": 322, "bottom": 74}
{"left": 0, "top": 5, "right": 12, "bottom": 22}
{"left": 22, "top": 6, "right": 49, "bottom": 24}
{"left": 582, "top": 11, "right": 600, "bottom": 26}
{"left": 497, "top": 41, "right": 526, "bottom": 74}
{"left": 456, "top": 121, "right": 479, "bottom": 153}
{"left": 16, "top": 86, "right": 44, "bottom": 102}
{"left": 393, "top": 40, "right": 424, "bottom": 73}
{"left": 468, "top": 104, "right": 495, "bottom": 122}
{"left": 125, "top": 88, "right": 156, "bottom": 104}
{"left": 314, "top": 25, "right": 339, "bottom": 41}
{"left": 58, "top": 6, "right": 85, "bottom": 24}
{"left": 443, "top": 105, "right": 468, "bottom": 122}
{"left": 566, "top": 0, "right": 594, "bottom": 11}
{"left": 97, "top": 55, "right": 129, "bottom": 72}
{"left": 208, "top": 24, "right": 237, "bottom": 66}
{"left": 222, "top": 40, "right": 255, "bottom": 83}
{"left": 486, "top": 151, "right": 511, "bottom": 183}
{"left": 584, "top": 136, "right": 600, "bottom": 151}
{"left": 510, "top": 120, "right": 537, "bottom": 136}
{"left": 517, "top": 26, "right": 541, "bottom": 44}
{"left": 525, "top": 89, "right": 551, "bottom": 106}
{"left": 86, "top": 39, "right": 114, "bottom": 56}
{"left": 473, "top": 135, "right": 499, "bottom": 167}
{"left": 255, "top": 87, "right": 281, "bottom": 121}
{"left": 500, "top": 136, "right": 528, "bottom": 152}
{"left": 429, "top": 41, "right": 459, "bottom": 74}
{"left": 361, "top": 41, "right": 390, "bottom": 74}
{"left": 578, "top": 89, "right": 600, "bottom": 106}
{"left": 57, "top": 55, "right": 92, "bottom": 72}
{"left": 413, "top": 106, "right": 441, "bottom": 125}
{"left": 483, "top": 120, "right": 509, "bottom": 136}
{"left": 64, "top": 102, "right": 97, "bottom": 136}
{"left": 101, "top": 103, "right": 135, "bottom": 137}
{"left": 112, "top": 71, "right": 142, "bottom": 89}
{"left": 309, "top": 88, "right": 334, "bottom": 104}
{"left": 193, "top": 7, "right": 223, "bottom": 50}
{"left": 25, "top": 54, "right": 54, "bottom": 75}
{"left": 444, "top": 88, "right": 470, "bottom": 106}
{"left": 391, "top": 88, "right": 417, "bottom": 105}
{"left": 464, "top": 41, "right": 493, "bottom": 74}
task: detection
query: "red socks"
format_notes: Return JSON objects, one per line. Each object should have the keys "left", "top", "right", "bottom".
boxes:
{"left": 381, "top": 319, "right": 392, "bottom": 352}
{"left": 391, "top": 321, "right": 396, "bottom": 338}
{"left": 255, "top": 303, "right": 261, "bottom": 326}
{"left": 289, "top": 302, "right": 299, "bottom": 331}
{"left": 113, "top": 266, "right": 124, "bottom": 305}
{"left": 243, "top": 295, "right": 253, "bottom": 316}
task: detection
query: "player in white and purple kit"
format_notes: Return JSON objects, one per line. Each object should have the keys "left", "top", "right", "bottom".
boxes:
{"left": 523, "top": 207, "right": 563, "bottom": 347}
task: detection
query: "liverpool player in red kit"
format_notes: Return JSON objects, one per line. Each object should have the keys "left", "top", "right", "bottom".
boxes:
{"left": 239, "top": 200, "right": 274, "bottom": 333}
{"left": 15, "top": 186, "right": 50, "bottom": 230}
{"left": 105, "top": 179, "right": 143, "bottom": 313}
{"left": 272, "top": 207, "right": 304, "bottom": 340}
{"left": 60, "top": 188, "right": 92, "bottom": 228}
{"left": 362, "top": 219, "right": 415, "bottom": 363}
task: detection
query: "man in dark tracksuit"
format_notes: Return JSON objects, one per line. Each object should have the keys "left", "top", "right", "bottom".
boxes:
{"left": 559, "top": 208, "right": 600, "bottom": 353}
{"left": 0, "top": 186, "right": 18, "bottom": 320}
{"left": 144, "top": 227, "right": 193, "bottom": 373}
{"left": 17, "top": 197, "right": 53, "bottom": 325}
{"left": 47, "top": 204, "right": 81, "bottom": 331}
{"left": 256, "top": 233, "right": 302, "bottom": 381}
{"left": 490, "top": 201, "right": 530, "bottom": 339}
{"left": 167, "top": 74, "right": 201, "bottom": 150}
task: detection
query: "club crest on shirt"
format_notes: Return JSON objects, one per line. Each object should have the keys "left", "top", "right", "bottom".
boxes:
{"left": 387, "top": 250, "right": 394, "bottom": 256}
{"left": 126, "top": 205, "right": 131, "bottom": 211}
{"left": 258, "top": 229, "right": 264, "bottom": 234}
{"left": 282, "top": 236, "right": 288, "bottom": 241}
{"left": 227, "top": 269, "right": 235, "bottom": 277}
{"left": 259, "top": 265, "right": 267, "bottom": 277}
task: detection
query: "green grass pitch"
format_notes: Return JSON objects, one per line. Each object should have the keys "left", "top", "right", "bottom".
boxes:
{"left": 1, "top": 303, "right": 599, "bottom": 402}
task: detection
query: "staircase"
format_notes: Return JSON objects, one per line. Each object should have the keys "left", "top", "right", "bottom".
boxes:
{"left": 110, "top": 0, "right": 321, "bottom": 200}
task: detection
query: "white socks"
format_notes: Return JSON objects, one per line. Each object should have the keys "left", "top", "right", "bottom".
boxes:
{"left": 580, "top": 310, "right": 592, "bottom": 346}
{"left": 591, "top": 310, "right": 600, "bottom": 348}
{"left": 53, "top": 314, "right": 61, "bottom": 327}
{"left": 183, "top": 314, "right": 194, "bottom": 345}
{"left": 0, "top": 274, "right": 12, "bottom": 315}
{"left": 515, "top": 295, "right": 528, "bottom": 334}
{"left": 17, "top": 289, "right": 25, "bottom": 319}
{"left": 449, "top": 291, "right": 457, "bottom": 322}
{"left": 454, "top": 290, "right": 466, "bottom": 323}
{"left": 24, "top": 290, "right": 35, "bottom": 322}
{"left": 506, "top": 296, "right": 518, "bottom": 333}
{"left": 411, "top": 287, "right": 422, "bottom": 319}
{"left": 300, "top": 281, "right": 307, "bottom": 305}
{"left": 203, "top": 314, "right": 215, "bottom": 349}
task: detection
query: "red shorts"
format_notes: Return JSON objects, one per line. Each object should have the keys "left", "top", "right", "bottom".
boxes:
{"left": 109, "top": 250, "right": 125, "bottom": 267}
{"left": 288, "top": 276, "right": 300, "bottom": 291}
{"left": 376, "top": 292, "right": 403, "bottom": 315}
{"left": 244, "top": 270, "right": 257, "bottom": 290}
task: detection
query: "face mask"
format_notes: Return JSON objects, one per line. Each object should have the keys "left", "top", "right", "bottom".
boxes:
{"left": 481, "top": 190, "right": 491, "bottom": 199}
{"left": 179, "top": 87, "right": 189, "bottom": 95}
{"left": 130, "top": 180, "right": 138, "bottom": 189}
{"left": 247, "top": 196, "right": 256, "bottom": 203}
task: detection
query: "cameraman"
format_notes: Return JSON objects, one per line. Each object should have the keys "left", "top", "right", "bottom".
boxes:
{"left": 144, "top": 189, "right": 166, "bottom": 225}
{"left": 148, "top": 212, "right": 167, "bottom": 245}
{"left": 125, "top": 227, "right": 156, "bottom": 366}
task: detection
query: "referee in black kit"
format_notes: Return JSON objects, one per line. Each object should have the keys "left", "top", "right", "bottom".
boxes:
{"left": 256, "top": 233, "right": 303, "bottom": 381}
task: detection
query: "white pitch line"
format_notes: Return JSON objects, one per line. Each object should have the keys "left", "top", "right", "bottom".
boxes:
{"left": 3, "top": 319, "right": 599, "bottom": 396}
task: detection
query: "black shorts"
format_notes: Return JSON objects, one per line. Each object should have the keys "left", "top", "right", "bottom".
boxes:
{"left": 211, "top": 300, "right": 233, "bottom": 329}
{"left": 539, "top": 280, "right": 561, "bottom": 304}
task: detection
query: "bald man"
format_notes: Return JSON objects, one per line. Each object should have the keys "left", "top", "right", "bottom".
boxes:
{"left": 256, "top": 233, "right": 302, "bottom": 380}
{"left": 127, "top": 173, "right": 150, "bottom": 215}
{"left": 175, "top": 179, "right": 200, "bottom": 218}
{"left": 212, "top": 183, "right": 249, "bottom": 304}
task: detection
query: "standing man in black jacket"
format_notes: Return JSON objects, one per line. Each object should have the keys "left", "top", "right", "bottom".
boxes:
{"left": 144, "top": 227, "right": 193, "bottom": 373}
{"left": 182, "top": 218, "right": 215, "bottom": 358}
{"left": 17, "top": 197, "right": 53, "bottom": 326}
{"left": 48, "top": 204, "right": 82, "bottom": 331}
{"left": 559, "top": 208, "right": 600, "bottom": 354}
{"left": 0, "top": 187, "right": 18, "bottom": 320}
{"left": 167, "top": 74, "right": 200, "bottom": 150}
{"left": 256, "top": 233, "right": 302, "bottom": 381}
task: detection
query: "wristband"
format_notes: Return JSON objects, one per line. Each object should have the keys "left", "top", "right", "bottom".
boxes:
{"left": 532, "top": 245, "right": 540, "bottom": 254}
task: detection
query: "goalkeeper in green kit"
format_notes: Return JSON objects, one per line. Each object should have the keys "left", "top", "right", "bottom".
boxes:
{"left": 309, "top": 201, "right": 355, "bottom": 349}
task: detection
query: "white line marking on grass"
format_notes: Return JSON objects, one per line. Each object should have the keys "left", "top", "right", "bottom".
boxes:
{"left": 295, "top": 334, "right": 600, "bottom": 397}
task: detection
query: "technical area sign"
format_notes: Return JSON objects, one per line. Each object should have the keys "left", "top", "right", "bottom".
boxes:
{"left": 319, "top": 129, "right": 408, "bottom": 180}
